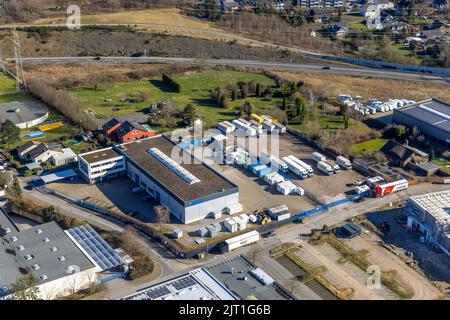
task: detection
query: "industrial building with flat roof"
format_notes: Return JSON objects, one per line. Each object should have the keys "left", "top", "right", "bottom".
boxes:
{"left": 121, "top": 268, "right": 237, "bottom": 300}
{"left": 121, "top": 255, "right": 295, "bottom": 300}
{"left": 406, "top": 190, "right": 450, "bottom": 256}
{"left": 78, "top": 135, "right": 241, "bottom": 224}
{"left": 392, "top": 98, "right": 450, "bottom": 149}
{"left": 0, "top": 209, "right": 98, "bottom": 299}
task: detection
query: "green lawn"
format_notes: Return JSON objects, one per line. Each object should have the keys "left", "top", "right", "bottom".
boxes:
{"left": 431, "top": 157, "right": 450, "bottom": 175}
{"left": 351, "top": 138, "right": 388, "bottom": 153}
{"left": 69, "top": 71, "right": 282, "bottom": 127}
{"left": 0, "top": 73, "right": 29, "bottom": 103}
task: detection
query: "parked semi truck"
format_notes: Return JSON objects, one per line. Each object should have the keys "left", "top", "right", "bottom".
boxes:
{"left": 288, "top": 155, "right": 314, "bottom": 177}
{"left": 336, "top": 156, "right": 352, "bottom": 170}
{"left": 283, "top": 156, "right": 309, "bottom": 179}
{"left": 312, "top": 152, "right": 326, "bottom": 163}
{"left": 374, "top": 179, "right": 408, "bottom": 197}
{"left": 326, "top": 160, "right": 341, "bottom": 173}
{"left": 317, "top": 161, "right": 334, "bottom": 175}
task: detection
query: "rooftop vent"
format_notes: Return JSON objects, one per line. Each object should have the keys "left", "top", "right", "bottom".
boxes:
{"left": 58, "top": 256, "right": 66, "bottom": 262}
{"left": 147, "top": 148, "right": 201, "bottom": 185}
{"left": 43, "top": 238, "right": 50, "bottom": 243}
{"left": 50, "top": 246, "right": 58, "bottom": 252}
{"left": 40, "top": 274, "right": 48, "bottom": 281}
{"left": 17, "top": 245, "right": 25, "bottom": 251}
{"left": 32, "top": 264, "right": 40, "bottom": 271}
{"left": 36, "top": 229, "right": 43, "bottom": 234}
{"left": 24, "top": 254, "right": 33, "bottom": 261}
{"left": 10, "top": 236, "right": 18, "bottom": 242}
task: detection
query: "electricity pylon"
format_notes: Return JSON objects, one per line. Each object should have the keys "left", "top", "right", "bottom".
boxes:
{"left": 11, "top": 24, "right": 27, "bottom": 92}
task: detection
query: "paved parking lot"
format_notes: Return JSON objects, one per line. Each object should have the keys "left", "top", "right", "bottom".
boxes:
{"left": 211, "top": 163, "right": 316, "bottom": 214}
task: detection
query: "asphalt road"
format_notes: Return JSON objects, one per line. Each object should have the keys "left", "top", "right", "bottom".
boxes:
{"left": 10, "top": 56, "right": 450, "bottom": 85}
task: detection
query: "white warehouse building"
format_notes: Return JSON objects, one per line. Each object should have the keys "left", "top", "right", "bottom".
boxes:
{"left": 406, "top": 190, "right": 450, "bottom": 256}
{"left": 78, "top": 135, "right": 241, "bottom": 224}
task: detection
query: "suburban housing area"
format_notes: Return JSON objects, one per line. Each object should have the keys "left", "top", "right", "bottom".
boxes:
{"left": 0, "top": 0, "right": 448, "bottom": 305}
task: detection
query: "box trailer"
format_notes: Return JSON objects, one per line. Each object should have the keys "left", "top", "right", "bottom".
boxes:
{"left": 268, "top": 205, "right": 291, "bottom": 221}
{"left": 336, "top": 156, "right": 352, "bottom": 170}
{"left": 218, "top": 121, "right": 236, "bottom": 134}
{"left": 312, "top": 152, "right": 327, "bottom": 163}
{"left": 317, "top": 161, "right": 334, "bottom": 175}
{"left": 288, "top": 155, "right": 314, "bottom": 176}
{"left": 282, "top": 156, "right": 309, "bottom": 179}
{"left": 251, "top": 114, "right": 264, "bottom": 124}
{"left": 273, "top": 122, "right": 286, "bottom": 134}
{"left": 374, "top": 179, "right": 408, "bottom": 197}
{"left": 326, "top": 160, "right": 341, "bottom": 173}
{"left": 262, "top": 121, "right": 276, "bottom": 133}
{"left": 224, "top": 230, "right": 260, "bottom": 252}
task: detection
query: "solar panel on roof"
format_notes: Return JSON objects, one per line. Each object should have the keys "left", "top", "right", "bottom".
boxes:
{"left": 67, "top": 224, "right": 125, "bottom": 271}
{"left": 172, "top": 276, "right": 197, "bottom": 290}
{"left": 145, "top": 286, "right": 171, "bottom": 300}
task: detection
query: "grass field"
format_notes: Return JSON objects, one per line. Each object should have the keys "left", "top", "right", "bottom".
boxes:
{"left": 271, "top": 71, "right": 450, "bottom": 103}
{"left": 34, "top": 8, "right": 213, "bottom": 29}
{"left": 0, "top": 74, "right": 29, "bottom": 103}
{"left": 351, "top": 138, "right": 388, "bottom": 153}
{"left": 70, "top": 71, "right": 282, "bottom": 127}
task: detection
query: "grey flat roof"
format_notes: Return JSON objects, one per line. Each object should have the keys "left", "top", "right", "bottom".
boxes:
{"left": 80, "top": 148, "right": 123, "bottom": 164}
{"left": 116, "top": 135, "right": 237, "bottom": 204}
{"left": 0, "top": 100, "right": 48, "bottom": 125}
{"left": 0, "top": 217, "right": 95, "bottom": 294}
{"left": 396, "top": 99, "right": 450, "bottom": 133}
{"left": 121, "top": 268, "right": 236, "bottom": 300}
{"left": 204, "top": 255, "right": 295, "bottom": 300}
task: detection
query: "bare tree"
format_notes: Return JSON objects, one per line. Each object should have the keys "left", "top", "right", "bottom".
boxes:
{"left": 153, "top": 205, "right": 170, "bottom": 227}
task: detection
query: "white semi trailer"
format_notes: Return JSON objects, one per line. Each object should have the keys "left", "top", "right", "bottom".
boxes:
{"left": 336, "top": 156, "right": 352, "bottom": 170}
{"left": 283, "top": 156, "right": 309, "bottom": 179}
{"left": 317, "top": 161, "right": 334, "bottom": 175}
{"left": 288, "top": 155, "right": 314, "bottom": 177}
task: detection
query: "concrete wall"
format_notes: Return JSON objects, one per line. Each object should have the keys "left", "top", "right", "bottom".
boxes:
{"left": 37, "top": 267, "right": 98, "bottom": 300}
{"left": 16, "top": 112, "right": 49, "bottom": 130}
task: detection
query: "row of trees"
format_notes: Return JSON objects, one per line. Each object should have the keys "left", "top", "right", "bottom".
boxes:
{"left": 27, "top": 79, "right": 97, "bottom": 131}
{"left": 162, "top": 73, "right": 182, "bottom": 93}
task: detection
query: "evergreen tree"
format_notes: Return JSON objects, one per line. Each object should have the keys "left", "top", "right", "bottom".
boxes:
{"left": 182, "top": 104, "right": 196, "bottom": 126}
{"left": 0, "top": 119, "right": 20, "bottom": 147}
{"left": 12, "top": 175, "right": 22, "bottom": 198}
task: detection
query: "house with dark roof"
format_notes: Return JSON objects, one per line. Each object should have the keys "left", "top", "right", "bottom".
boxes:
{"left": 114, "top": 121, "right": 156, "bottom": 143}
{"left": 381, "top": 140, "right": 429, "bottom": 167}
{"left": 102, "top": 118, "right": 121, "bottom": 136}
{"left": 102, "top": 119, "right": 156, "bottom": 143}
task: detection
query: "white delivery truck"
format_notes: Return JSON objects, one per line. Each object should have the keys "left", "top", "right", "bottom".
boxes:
{"left": 312, "top": 152, "right": 326, "bottom": 163}
{"left": 317, "top": 161, "right": 334, "bottom": 175}
{"left": 326, "top": 160, "right": 341, "bottom": 173}
{"left": 336, "top": 156, "right": 352, "bottom": 170}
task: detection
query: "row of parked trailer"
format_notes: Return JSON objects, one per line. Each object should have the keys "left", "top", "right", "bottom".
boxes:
{"left": 338, "top": 94, "right": 416, "bottom": 116}
{"left": 217, "top": 114, "right": 286, "bottom": 137}
{"left": 355, "top": 175, "right": 409, "bottom": 197}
